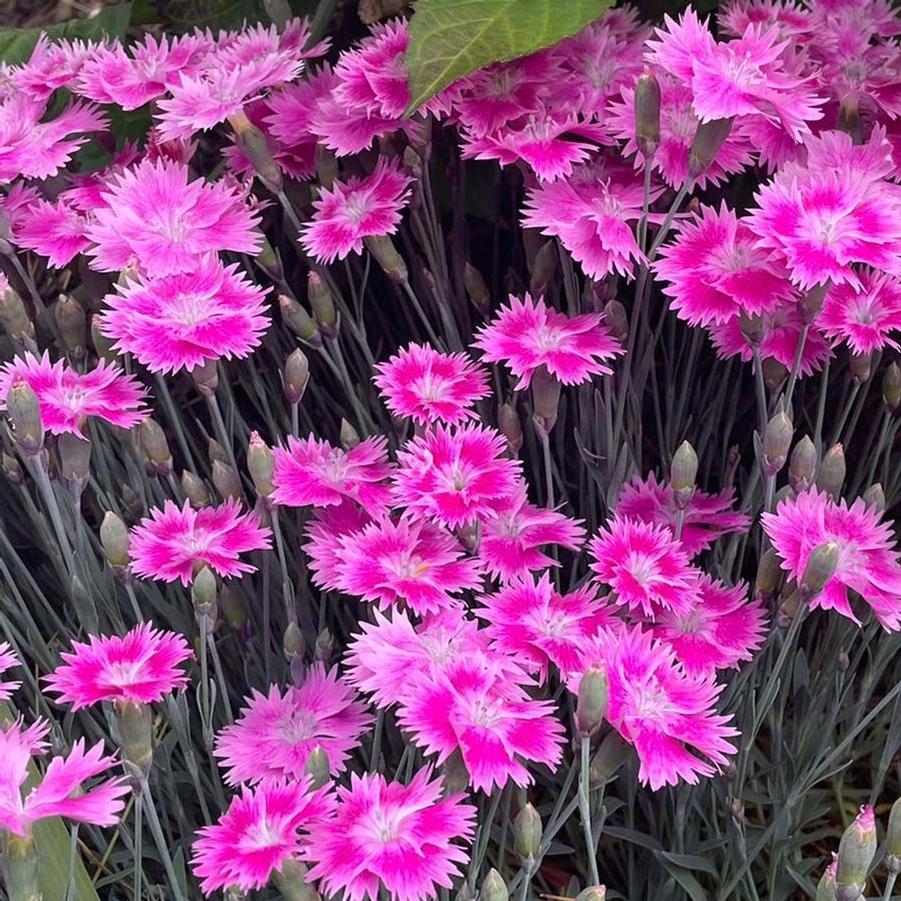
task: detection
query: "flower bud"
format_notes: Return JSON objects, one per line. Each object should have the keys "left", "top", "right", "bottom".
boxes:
{"left": 576, "top": 667, "right": 608, "bottom": 736}
{"left": 862, "top": 482, "right": 885, "bottom": 511}
{"left": 589, "top": 730, "right": 631, "bottom": 787}
{"left": 2, "top": 451, "right": 23, "bottom": 485}
{"left": 441, "top": 748, "right": 470, "bottom": 795}
{"left": 6, "top": 379, "right": 44, "bottom": 455}
{"left": 283, "top": 620, "right": 305, "bottom": 659}
{"left": 228, "top": 110, "right": 283, "bottom": 193}
{"left": 364, "top": 234, "right": 408, "bottom": 282}
{"left": 849, "top": 350, "right": 871, "bottom": 384}
{"left": 271, "top": 859, "right": 317, "bottom": 901}
{"left": 531, "top": 365, "right": 560, "bottom": 437}
{"left": 255, "top": 234, "right": 283, "bottom": 282}
{"left": 529, "top": 240, "right": 557, "bottom": 296}
{"left": 463, "top": 262, "right": 490, "bottom": 316}
{"left": 55, "top": 293, "right": 87, "bottom": 361}
{"left": 5, "top": 832, "right": 39, "bottom": 901}
{"left": 140, "top": 419, "right": 172, "bottom": 476}
{"left": 762, "top": 357, "right": 788, "bottom": 393}
{"left": 209, "top": 438, "right": 228, "bottom": 465}
{"left": 497, "top": 401, "right": 522, "bottom": 454}
{"left": 801, "top": 282, "right": 829, "bottom": 322}
{"left": 218, "top": 583, "right": 247, "bottom": 630}
{"left": 316, "top": 145, "right": 338, "bottom": 190}
{"left": 670, "top": 440, "right": 698, "bottom": 508}
{"left": 883, "top": 362, "right": 901, "bottom": 412}
{"left": 192, "top": 566, "right": 218, "bottom": 619}
{"left": 886, "top": 797, "right": 901, "bottom": 872}
{"left": 304, "top": 746, "right": 331, "bottom": 789}
{"left": 247, "top": 431, "right": 274, "bottom": 497}
{"left": 513, "top": 803, "right": 541, "bottom": 860}
{"left": 789, "top": 435, "right": 817, "bottom": 493}
{"left": 635, "top": 68, "right": 661, "bottom": 157}
{"left": 576, "top": 888, "right": 606, "bottom": 901}
{"left": 800, "top": 541, "right": 839, "bottom": 601}
{"left": 191, "top": 358, "right": 219, "bottom": 397}
{"left": 280, "top": 294, "right": 322, "bottom": 348}
{"left": 100, "top": 511, "right": 131, "bottom": 568}
{"left": 816, "top": 860, "right": 837, "bottom": 901}
{"left": 212, "top": 459, "right": 242, "bottom": 500}
{"left": 116, "top": 700, "right": 153, "bottom": 787}
{"left": 315, "top": 627, "right": 333, "bottom": 661}
{"left": 90, "top": 314, "right": 118, "bottom": 364}
{"left": 763, "top": 409, "right": 793, "bottom": 476}
{"left": 835, "top": 805, "right": 876, "bottom": 901}
{"left": 340, "top": 418, "right": 360, "bottom": 450}
{"left": 739, "top": 310, "right": 764, "bottom": 346}
{"left": 688, "top": 117, "right": 733, "bottom": 178}
{"left": 308, "top": 272, "right": 338, "bottom": 337}
{"left": 181, "top": 470, "right": 211, "bottom": 507}
{"left": 480, "top": 868, "right": 508, "bottom": 901}
{"left": 816, "top": 443, "right": 846, "bottom": 500}
{"left": 455, "top": 880, "right": 474, "bottom": 901}
{"left": 603, "top": 299, "right": 628, "bottom": 343}
{"left": 58, "top": 432, "right": 91, "bottom": 494}
{"left": 755, "top": 548, "right": 782, "bottom": 599}
{"left": 284, "top": 349, "right": 311, "bottom": 405}
{"left": 0, "top": 280, "right": 35, "bottom": 343}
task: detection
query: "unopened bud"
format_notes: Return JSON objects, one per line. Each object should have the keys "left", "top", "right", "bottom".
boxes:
{"left": 755, "top": 548, "right": 782, "bottom": 598}
{"left": 480, "top": 868, "right": 508, "bottom": 901}
{"left": 191, "top": 359, "right": 219, "bottom": 397}
{"left": 212, "top": 459, "right": 242, "bottom": 500}
{"left": 0, "top": 280, "right": 34, "bottom": 343}
{"left": 531, "top": 365, "right": 560, "bottom": 437}
{"left": 308, "top": 272, "right": 338, "bottom": 336}
{"left": 635, "top": 68, "right": 661, "bottom": 157}
{"left": 209, "top": 439, "right": 228, "bottom": 465}
{"left": 589, "top": 730, "right": 631, "bottom": 787}
{"left": 862, "top": 482, "right": 885, "bottom": 511}
{"left": 280, "top": 294, "right": 322, "bottom": 348}
{"left": 5, "top": 832, "right": 39, "bottom": 900}
{"left": 283, "top": 620, "right": 305, "bottom": 659}
{"left": 229, "top": 111, "right": 283, "bottom": 193}
{"left": 513, "top": 803, "right": 541, "bottom": 860}
{"left": 6, "top": 380, "right": 44, "bottom": 455}
{"left": 304, "top": 746, "right": 330, "bottom": 789}
{"left": 849, "top": 350, "right": 872, "bottom": 384}
{"left": 688, "top": 117, "right": 733, "bottom": 178}
{"left": 670, "top": 440, "right": 698, "bottom": 508}
{"left": 116, "top": 700, "right": 153, "bottom": 787}
{"left": 800, "top": 541, "right": 839, "bottom": 601}
{"left": 801, "top": 283, "right": 829, "bottom": 322}
{"left": 284, "top": 349, "right": 311, "bottom": 405}
{"left": 181, "top": 470, "right": 211, "bottom": 507}
{"left": 576, "top": 667, "right": 608, "bottom": 736}
{"left": 316, "top": 145, "right": 338, "bottom": 190}
{"left": 55, "top": 294, "right": 87, "bottom": 361}
{"left": 192, "top": 566, "right": 217, "bottom": 618}
{"left": 816, "top": 860, "right": 837, "bottom": 901}
{"left": 90, "top": 315, "right": 118, "bottom": 363}
{"left": 402, "top": 146, "right": 423, "bottom": 177}
{"left": 455, "top": 880, "right": 474, "bottom": 901}
{"left": 835, "top": 805, "right": 876, "bottom": 901}
{"left": 883, "top": 362, "right": 901, "bottom": 412}
{"left": 100, "top": 512, "right": 131, "bottom": 568}
{"left": 247, "top": 431, "right": 274, "bottom": 497}
{"left": 315, "top": 627, "right": 333, "bottom": 661}
{"left": 58, "top": 432, "right": 91, "bottom": 494}
{"left": 140, "top": 419, "right": 172, "bottom": 476}
{"left": 463, "top": 262, "right": 490, "bottom": 316}
{"left": 2, "top": 451, "right": 23, "bottom": 484}
{"left": 441, "top": 748, "right": 470, "bottom": 795}
{"left": 339, "top": 418, "right": 360, "bottom": 450}
{"left": 763, "top": 410, "right": 793, "bottom": 476}
{"left": 498, "top": 401, "right": 523, "bottom": 454}
{"left": 218, "top": 583, "right": 246, "bottom": 630}
{"left": 529, "top": 240, "right": 557, "bottom": 295}
{"left": 603, "top": 299, "right": 628, "bottom": 343}
{"left": 575, "top": 888, "right": 606, "bottom": 901}
{"left": 816, "top": 443, "right": 845, "bottom": 500}
{"left": 738, "top": 310, "right": 764, "bottom": 346}
{"left": 255, "top": 234, "right": 283, "bottom": 282}
{"left": 762, "top": 357, "right": 788, "bottom": 393}
{"left": 886, "top": 797, "right": 901, "bottom": 870}
{"left": 789, "top": 436, "right": 817, "bottom": 493}
{"left": 364, "top": 234, "right": 408, "bottom": 282}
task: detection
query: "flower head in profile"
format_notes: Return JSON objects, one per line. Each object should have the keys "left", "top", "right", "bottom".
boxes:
{"left": 306, "top": 768, "right": 475, "bottom": 901}
{"left": 85, "top": 159, "right": 261, "bottom": 276}
{"left": 0, "top": 352, "right": 149, "bottom": 438}
{"left": 375, "top": 343, "right": 490, "bottom": 426}
{"left": 589, "top": 517, "right": 699, "bottom": 616}
{"left": 615, "top": 472, "right": 749, "bottom": 557}
{"left": 300, "top": 158, "right": 413, "bottom": 264}
{"left": 762, "top": 488, "right": 901, "bottom": 630}
{"left": 393, "top": 425, "right": 522, "bottom": 528}
{"left": 214, "top": 664, "right": 372, "bottom": 785}
{"left": 569, "top": 623, "right": 738, "bottom": 789}
{"left": 10, "top": 36, "right": 95, "bottom": 99}
{"left": 650, "top": 575, "right": 767, "bottom": 676}
{"left": 818, "top": 270, "right": 901, "bottom": 354}
{"left": 473, "top": 293, "right": 622, "bottom": 390}
{"left": 130, "top": 499, "right": 271, "bottom": 586}
{"left": 479, "top": 489, "right": 586, "bottom": 581}
{"left": 44, "top": 624, "right": 192, "bottom": 710}
{"left": 0, "top": 718, "right": 129, "bottom": 837}
{"left": 272, "top": 435, "right": 393, "bottom": 510}
{"left": 100, "top": 257, "right": 269, "bottom": 374}
{"left": 655, "top": 203, "right": 795, "bottom": 326}
{"left": 304, "top": 500, "right": 374, "bottom": 591}
{"left": 191, "top": 778, "right": 335, "bottom": 895}
{"left": 477, "top": 572, "right": 617, "bottom": 683}
{"left": 0, "top": 643, "right": 20, "bottom": 701}
{"left": 328, "top": 517, "right": 482, "bottom": 615}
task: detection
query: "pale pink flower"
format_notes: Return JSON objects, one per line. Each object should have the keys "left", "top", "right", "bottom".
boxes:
{"left": 0, "top": 642, "right": 20, "bottom": 701}
{"left": 85, "top": 159, "right": 261, "bottom": 276}
{"left": 44, "top": 624, "right": 192, "bottom": 710}
{"left": 0, "top": 352, "right": 148, "bottom": 438}
{"left": 214, "top": 664, "right": 372, "bottom": 785}
{"left": 650, "top": 575, "right": 767, "bottom": 676}
{"left": 130, "top": 499, "right": 272, "bottom": 586}
{"left": 272, "top": 435, "right": 393, "bottom": 510}
{"left": 14, "top": 198, "right": 91, "bottom": 268}
{"left": 479, "top": 488, "right": 586, "bottom": 581}
{"left": 589, "top": 517, "right": 699, "bottom": 617}
{"left": 718, "top": 0, "right": 812, "bottom": 41}
{"left": 477, "top": 572, "right": 617, "bottom": 683}
{"left": 304, "top": 501, "right": 374, "bottom": 591}
{"left": 569, "top": 623, "right": 738, "bottom": 789}
{"left": 473, "top": 293, "right": 622, "bottom": 390}
{"left": 374, "top": 343, "right": 490, "bottom": 426}
{"left": 762, "top": 488, "right": 901, "bottom": 630}
{"left": 328, "top": 517, "right": 482, "bottom": 615}
{"left": 393, "top": 425, "right": 522, "bottom": 528}
{"left": 215, "top": 17, "right": 328, "bottom": 69}
{"left": 818, "top": 270, "right": 901, "bottom": 354}
{"left": 0, "top": 718, "right": 128, "bottom": 837}
{"left": 398, "top": 656, "right": 564, "bottom": 792}
{"left": 306, "top": 769, "right": 475, "bottom": 901}
{"left": 802, "top": 125, "right": 897, "bottom": 184}
{"left": 300, "top": 158, "right": 413, "bottom": 264}
{"left": 10, "top": 36, "right": 96, "bottom": 99}
{"left": 100, "top": 257, "right": 269, "bottom": 374}
{"left": 615, "top": 472, "right": 750, "bottom": 558}
{"left": 191, "top": 778, "right": 335, "bottom": 895}
{"left": 655, "top": 203, "right": 796, "bottom": 326}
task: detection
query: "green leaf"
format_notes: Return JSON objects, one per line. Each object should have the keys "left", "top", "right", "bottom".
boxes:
{"left": 0, "top": 4, "right": 132, "bottom": 65}
{"left": 404, "top": 0, "right": 612, "bottom": 114}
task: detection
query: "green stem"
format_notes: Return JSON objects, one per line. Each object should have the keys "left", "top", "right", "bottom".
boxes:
{"left": 153, "top": 374, "right": 198, "bottom": 472}
{"left": 134, "top": 790, "right": 144, "bottom": 901}
{"left": 142, "top": 783, "right": 187, "bottom": 901}
{"left": 579, "top": 736, "right": 601, "bottom": 885}
{"left": 883, "top": 871, "right": 898, "bottom": 901}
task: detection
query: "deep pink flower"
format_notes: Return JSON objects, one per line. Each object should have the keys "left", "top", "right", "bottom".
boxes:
{"left": 10, "top": 36, "right": 95, "bottom": 99}
{"left": 477, "top": 572, "right": 616, "bottom": 683}
{"left": 569, "top": 623, "right": 738, "bottom": 789}
{"left": 393, "top": 425, "right": 522, "bottom": 528}
{"left": 718, "top": 0, "right": 812, "bottom": 42}
{"left": 14, "top": 198, "right": 91, "bottom": 268}
{"left": 215, "top": 664, "right": 372, "bottom": 785}
{"left": 375, "top": 343, "right": 490, "bottom": 426}
{"left": 616, "top": 472, "right": 750, "bottom": 558}
{"left": 0, "top": 352, "right": 148, "bottom": 438}
{"left": 191, "top": 778, "right": 335, "bottom": 895}
{"left": 398, "top": 657, "right": 564, "bottom": 792}
{"left": 307, "top": 769, "right": 475, "bottom": 901}
{"left": 305, "top": 500, "right": 375, "bottom": 591}
{"left": 589, "top": 517, "right": 699, "bottom": 616}
{"left": 272, "top": 435, "right": 393, "bottom": 510}
{"left": 655, "top": 203, "right": 795, "bottom": 326}
{"left": 0, "top": 718, "right": 128, "bottom": 837}
{"left": 100, "top": 257, "right": 269, "bottom": 374}
{"left": 61, "top": 142, "right": 143, "bottom": 212}
{"left": 84, "top": 159, "right": 261, "bottom": 276}
{"left": 299, "top": 158, "right": 413, "bottom": 264}
{"left": 130, "top": 499, "right": 272, "bottom": 586}
{"left": 479, "top": 488, "right": 586, "bottom": 581}
{"left": 0, "top": 642, "right": 20, "bottom": 702}
{"left": 327, "top": 517, "right": 482, "bottom": 615}
{"left": 44, "top": 624, "right": 192, "bottom": 710}
{"left": 818, "top": 270, "right": 901, "bottom": 354}
{"left": 762, "top": 488, "right": 901, "bottom": 630}
{"left": 650, "top": 575, "right": 767, "bottom": 676}
{"left": 473, "top": 293, "right": 622, "bottom": 391}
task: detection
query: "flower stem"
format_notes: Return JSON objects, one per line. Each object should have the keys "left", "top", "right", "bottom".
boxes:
{"left": 883, "top": 871, "right": 898, "bottom": 901}
{"left": 142, "top": 782, "right": 187, "bottom": 901}
{"left": 134, "top": 790, "right": 144, "bottom": 901}
{"left": 578, "top": 735, "right": 601, "bottom": 885}
{"left": 153, "top": 374, "right": 197, "bottom": 472}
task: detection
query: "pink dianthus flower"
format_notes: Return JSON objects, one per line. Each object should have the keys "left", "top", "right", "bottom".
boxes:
{"left": 14, "top": 198, "right": 91, "bottom": 268}
{"left": 0, "top": 642, "right": 20, "bottom": 701}
{"left": 818, "top": 270, "right": 901, "bottom": 354}
{"left": 305, "top": 500, "right": 374, "bottom": 591}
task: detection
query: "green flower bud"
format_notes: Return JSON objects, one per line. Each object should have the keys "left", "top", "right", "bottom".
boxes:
{"left": 835, "top": 805, "right": 876, "bottom": 901}
{"left": 209, "top": 438, "right": 229, "bottom": 465}
{"left": 90, "top": 314, "right": 118, "bottom": 363}
{"left": 100, "top": 511, "right": 130, "bottom": 568}
{"left": 284, "top": 348, "right": 311, "bottom": 405}
{"left": 228, "top": 110, "right": 283, "bottom": 193}
{"left": 886, "top": 797, "right": 901, "bottom": 873}
{"left": 513, "top": 803, "right": 542, "bottom": 860}
{"left": 883, "top": 362, "right": 901, "bottom": 412}
{"left": 308, "top": 272, "right": 338, "bottom": 336}
{"left": 529, "top": 240, "right": 557, "bottom": 295}
{"left": 755, "top": 548, "right": 782, "bottom": 599}
{"left": 603, "top": 299, "right": 628, "bottom": 344}
{"left": 283, "top": 620, "right": 305, "bottom": 660}
{"left": 463, "top": 262, "right": 490, "bottom": 316}
{"left": 762, "top": 357, "right": 788, "bottom": 393}
{"left": 218, "top": 583, "right": 246, "bottom": 630}
{"left": 0, "top": 280, "right": 35, "bottom": 343}
{"left": 862, "top": 483, "right": 885, "bottom": 512}
{"left": 576, "top": 667, "right": 608, "bottom": 736}
{"left": 140, "top": 419, "right": 172, "bottom": 476}
{"left": 212, "top": 459, "right": 242, "bottom": 500}
{"left": 6, "top": 379, "right": 44, "bottom": 455}
{"left": 271, "top": 859, "right": 319, "bottom": 901}
{"left": 304, "top": 746, "right": 331, "bottom": 790}
{"left": 635, "top": 68, "right": 661, "bottom": 157}
{"left": 589, "top": 730, "right": 631, "bottom": 787}
{"left": 441, "top": 748, "right": 470, "bottom": 796}
{"left": 247, "top": 431, "right": 274, "bottom": 497}
{"left": 364, "top": 234, "right": 408, "bottom": 282}
{"left": 800, "top": 541, "right": 840, "bottom": 601}
{"left": 816, "top": 863, "right": 837, "bottom": 901}
{"left": 4, "top": 832, "right": 39, "bottom": 901}
{"left": 849, "top": 350, "right": 872, "bottom": 384}
{"left": 480, "top": 868, "right": 508, "bottom": 901}
{"left": 315, "top": 627, "right": 333, "bottom": 661}
{"left": 192, "top": 566, "right": 218, "bottom": 619}
{"left": 55, "top": 293, "right": 87, "bottom": 361}
{"left": 801, "top": 282, "right": 829, "bottom": 322}
{"left": 280, "top": 294, "right": 322, "bottom": 348}
{"left": 255, "top": 234, "right": 284, "bottom": 282}
{"left": 498, "top": 401, "right": 523, "bottom": 455}
{"left": 2, "top": 451, "right": 24, "bottom": 485}
{"left": 763, "top": 410, "right": 793, "bottom": 476}
{"left": 789, "top": 435, "right": 817, "bottom": 493}
{"left": 531, "top": 365, "right": 560, "bottom": 437}
{"left": 575, "top": 887, "right": 607, "bottom": 901}
{"left": 116, "top": 700, "right": 153, "bottom": 788}
{"left": 58, "top": 432, "right": 91, "bottom": 494}
{"left": 738, "top": 310, "right": 764, "bottom": 346}
{"left": 181, "top": 470, "right": 211, "bottom": 507}
{"left": 688, "top": 117, "right": 733, "bottom": 178}
{"left": 670, "top": 440, "right": 698, "bottom": 508}
{"left": 816, "top": 443, "right": 846, "bottom": 500}
{"left": 191, "top": 359, "right": 219, "bottom": 397}
{"left": 340, "top": 418, "right": 360, "bottom": 450}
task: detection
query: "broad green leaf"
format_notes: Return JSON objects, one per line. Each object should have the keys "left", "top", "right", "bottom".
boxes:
{"left": 0, "top": 4, "right": 132, "bottom": 65}
{"left": 404, "top": 0, "right": 612, "bottom": 114}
